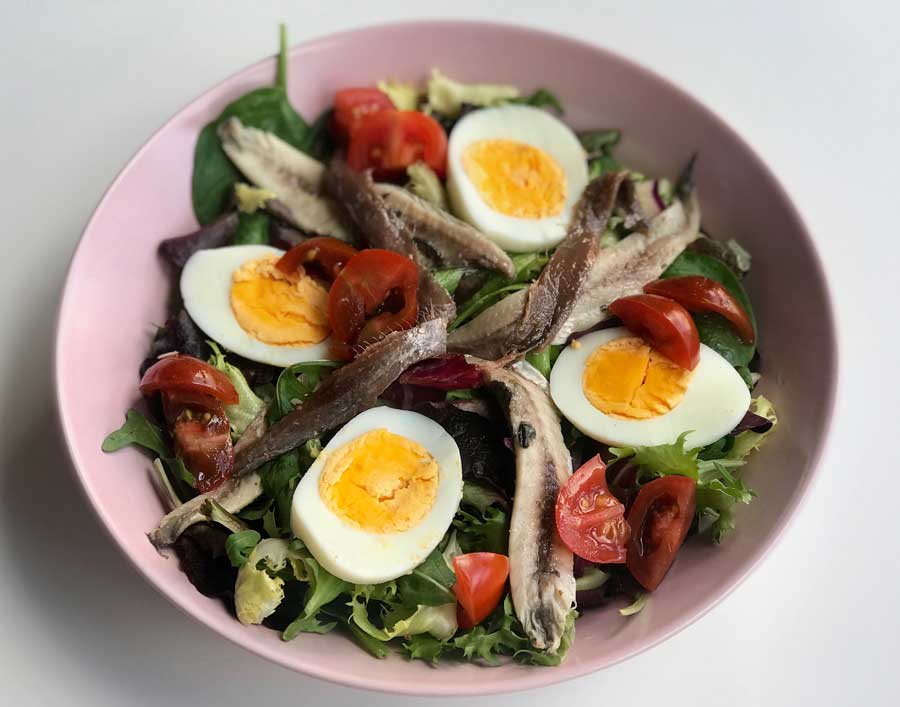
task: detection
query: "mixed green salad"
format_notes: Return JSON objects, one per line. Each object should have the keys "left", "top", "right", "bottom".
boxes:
{"left": 103, "top": 26, "right": 776, "bottom": 666}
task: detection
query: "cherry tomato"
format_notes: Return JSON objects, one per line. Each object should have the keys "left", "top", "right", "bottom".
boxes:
{"left": 347, "top": 110, "right": 448, "bottom": 179}
{"left": 626, "top": 476, "right": 696, "bottom": 591}
{"left": 140, "top": 355, "right": 238, "bottom": 405}
{"left": 327, "top": 249, "right": 419, "bottom": 359}
{"left": 163, "top": 391, "right": 234, "bottom": 493}
{"left": 452, "top": 552, "right": 510, "bottom": 629}
{"left": 275, "top": 237, "right": 358, "bottom": 282}
{"left": 608, "top": 294, "right": 700, "bottom": 370}
{"left": 332, "top": 88, "right": 394, "bottom": 140}
{"left": 644, "top": 275, "right": 755, "bottom": 344}
{"left": 555, "top": 456, "right": 630, "bottom": 564}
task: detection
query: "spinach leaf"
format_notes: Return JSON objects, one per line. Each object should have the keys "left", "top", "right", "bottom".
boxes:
{"left": 578, "top": 129, "right": 620, "bottom": 157}
{"left": 191, "top": 25, "right": 313, "bottom": 224}
{"left": 395, "top": 547, "right": 456, "bottom": 606}
{"left": 662, "top": 251, "right": 757, "bottom": 367}
{"left": 102, "top": 410, "right": 168, "bottom": 457}
{"left": 225, "top": 530, "right": 261, "bottom": 568}
{"left": 233, "top": 211, "right": 270, "bottom": 245}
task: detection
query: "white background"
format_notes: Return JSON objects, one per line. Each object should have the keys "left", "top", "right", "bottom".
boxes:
{"left": 1, "top": 1, "right": 897, "bottom": 705}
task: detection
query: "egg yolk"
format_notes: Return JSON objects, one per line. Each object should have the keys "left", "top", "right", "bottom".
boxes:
{"left": 318, "top": 429, "right": 439, "bottom": 534}
{"left": 462, "top": 139, "right": 566, "bottom": 219}
{"left": 582, "top": 336, "right": 692, "bottom": 419}
{"left": 230, "top": 255, "right": 329, "bottom": 346}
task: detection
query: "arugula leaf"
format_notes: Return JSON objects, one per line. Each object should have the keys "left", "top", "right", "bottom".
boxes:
{"left": 663, "top": 251, "right": 757, "bottom": 367}
{"left": 192, "top": 25, "right": 314, "bottom": 225}
{"left": 432, "top": 267, "right": 467, "bottom": 294}
{"left": 282, "top": 550, "right": 351, "bottom": 640}
{"left": 450, "top": 252, "right": 549, "bottom": 330}
{"left": 225, "top": 530, "right": 261, "bottom": 568}
{"left": 395, "top": 547, "right": 456, "bottom": 606}
{"left": 102, "top": 410, "right": 168, "bottom": 457}
{"left": 511, "top": 88, "right": 563, "bottom": 114}
{"left": 272, "top": 361, "right": 341, "bottom": 421}
{"left": 610, "top": 431, "right": 699, "bottom": 479}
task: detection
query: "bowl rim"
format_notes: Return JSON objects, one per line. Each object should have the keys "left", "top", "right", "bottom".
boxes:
{"left": 53, "top": 18, "right": 839, "bottom": 696}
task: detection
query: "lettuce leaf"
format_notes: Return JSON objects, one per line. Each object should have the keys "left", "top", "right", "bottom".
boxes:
{"left": 207, "top": 342, "right": 265, "bottom": 435}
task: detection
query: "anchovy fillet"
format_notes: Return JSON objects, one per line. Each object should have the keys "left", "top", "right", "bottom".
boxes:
{"left": 375, "top": 183, "right": 516, "bottom": 277}
{"left": 217, "top": 118, "right": 350, "bottom": 239}
{"left": 552, "top": 193, "right": 700, "bottom": 343}
{"left": 233, "top": 317, "right": 449, "bottom": 476}
{"left": 483, "top": 366, "right": 574, "bottom": 653}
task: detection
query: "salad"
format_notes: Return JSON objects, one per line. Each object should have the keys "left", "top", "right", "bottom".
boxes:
{"left": 103, "top": 26, "right": 777, "bottom": 666}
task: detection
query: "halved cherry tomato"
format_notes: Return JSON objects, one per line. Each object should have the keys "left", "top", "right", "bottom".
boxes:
{"left": 275, "top": 237, "right": 358, "bottom": 282}
{"left": 332, "top": 88, "right": 394, "bottom": 140}
{"left": 644, "top": 276, "right": 755, "bottom": 344}
{"left": 140, "top": 355, "right": 238, "bottom": 405}
{"left": 608, "top": 294, "right": 700, "bottom": 370}
{"left": 626, "top": 476, "right": 696, "bottom": 591}
{"left": 555, "top": 456, "right": 630, "bottom": 564}
{"left": 327, "top": 249, "right": 419, "bottom": 359}
{"left": 347, "top": 109, "right": 448, "bottom": 179}
{"left": 453, "top": 552, "right": 510, "bottom": 629}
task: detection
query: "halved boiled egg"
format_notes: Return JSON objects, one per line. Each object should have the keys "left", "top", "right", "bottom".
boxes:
{"left": 550, "top": 327, "right": 750, "bottom": 448}
{"left": 181, "top": 245, "right": 333, "bottom": 367}
{"left": 291, "top": 407, "right": 463, "bottom": 584}
{"left": 447, "top": 105, "right": 588, "bottom": 252}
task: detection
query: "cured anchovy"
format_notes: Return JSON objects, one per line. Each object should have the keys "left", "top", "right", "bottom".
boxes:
{"left": 217, "top": 118, "right": 350, "bottom": 240}
{"left": 448, "top": 173, "right": 627, "bottom": 359}
{"left": 149, "top": 471, "right": 263, "bottom": 549}
{"left": 375, "top": 183, "right": 515, "bottom": 277}
{"left": 551, "top": 193, "right": 700, "bottom": 343}
{"left": 233, "top": 317, "right": 449, "bottom": 476}
{"left": 483, "top": 366, "right": 574, "bottom": 653}
{"left": 323, "top": 160, "right": 456, "bottom": 323}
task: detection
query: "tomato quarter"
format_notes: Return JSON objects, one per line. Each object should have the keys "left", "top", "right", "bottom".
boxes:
{"left": 163, "top": 391, "right": 234, "bottom": 493}
{"left": 347, "top": 109, "right": 448, "bottom": 179}
{"left": 555, "top": 456, "right": 630, "bottom": 563}
{"left": 140, "top": 355, "right": 238, "bottom": 405}
{"left": 327, "top": 249, "right": 419, "bottom": 359}
{"left": 608, "top": 294, "right": 701, "bottom": 370}
{"left": 332, "top": 87, "right": 394, "bottom": 139}
{"left": 644, "top": 275, "right": 756, "bottom": 344}
{"left": 276, "top": 237, "right": 358, "bottom": 282}
{"left": 452, "top": 552, "right": 510, "bottom": 629}
{"left": 625, "top": 475, "right": 696, "bottom": 591}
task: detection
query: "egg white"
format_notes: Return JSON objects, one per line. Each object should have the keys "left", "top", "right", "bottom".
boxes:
{"left": 290, "top": 407, "right": 463, "bottom": 584}
{"left": 550, "top": 327, "right": 751, "bottom": 449}
{"left": 180, "top": 245, "right": 333, "bottom": 367}
{"left": 447, "top": 105, "right": 588, "bottom": 252}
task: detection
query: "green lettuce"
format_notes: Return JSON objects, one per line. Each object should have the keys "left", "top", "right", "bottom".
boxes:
{"left": 207, "top": 342, "right": 265, "bottom": 435}
{"left": 426, "top": 69, "right": 519, "bottom": 117}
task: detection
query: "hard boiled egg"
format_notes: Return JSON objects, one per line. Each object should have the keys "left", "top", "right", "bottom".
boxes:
{"left": 291, "top": 407, "right": 463, "bottom": 584}
{"left": 181, "top": 245, "right": 332, "bottom": 367}
{"left": 446, "top": 105, "right": 588, "bottom": 252}
{"left": 550, "top": 327, "right": 750, "bottom": 448}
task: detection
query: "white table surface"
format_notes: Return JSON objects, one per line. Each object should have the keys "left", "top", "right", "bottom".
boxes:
{"left": 2, "top": 1, "right": 897, "bottom": 705}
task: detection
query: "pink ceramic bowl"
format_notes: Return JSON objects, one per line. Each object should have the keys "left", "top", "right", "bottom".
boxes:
{"left": 54, "top": 20, "right": 836, "bottom": 696}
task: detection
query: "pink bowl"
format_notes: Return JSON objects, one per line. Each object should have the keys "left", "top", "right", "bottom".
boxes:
{"left": 54, "top": 20, "right": 836, "bottom": 696}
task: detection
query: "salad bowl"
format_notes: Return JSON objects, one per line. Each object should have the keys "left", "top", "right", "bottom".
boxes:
{"left": 54, "top": 20, "right": 836, "bottom": 695}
